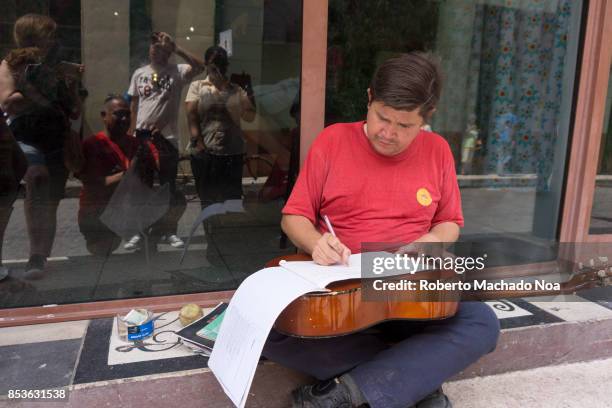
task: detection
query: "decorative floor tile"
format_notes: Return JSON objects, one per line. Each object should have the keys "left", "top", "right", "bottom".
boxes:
{"left": 107, "top": 311, "right": 206, "bottom": 366}
{"left": 488, "top": 299, "right": 564, "bottom": 329}
{"left": 486, "top": 300, "right": 533, "bottom": 319}
{"left": 73, "top": 319, "right": 208, "bottom": 384}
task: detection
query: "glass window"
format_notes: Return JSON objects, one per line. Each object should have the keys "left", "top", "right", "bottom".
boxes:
{"left": 589, "top": 63, "right": 612, "bottom": 234}
{"left": 0, "top": 0, "right": 302, "bottom": 308}
{"left": 325, "top": 0, "right": 584, "bottom": 266}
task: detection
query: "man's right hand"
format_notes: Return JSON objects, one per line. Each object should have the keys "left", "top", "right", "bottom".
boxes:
{"left": 312, "top": 232, "right": 351, "bottom": 266}
{"left": 153, "top": 32, "right": 176, "bottom": 53}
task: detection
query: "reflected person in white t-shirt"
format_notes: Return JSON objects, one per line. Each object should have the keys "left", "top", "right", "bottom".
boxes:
{"left": 125, "top": 32, "right": 205, "bottom": 251}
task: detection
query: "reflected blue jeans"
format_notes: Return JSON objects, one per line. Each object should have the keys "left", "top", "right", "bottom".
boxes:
{"left": 263, "top": 301, "right": 500, "bottom": 408}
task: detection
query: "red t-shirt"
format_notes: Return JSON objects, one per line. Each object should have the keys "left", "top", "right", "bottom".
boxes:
{"left": 282, "top": 121, "right": 463, "bottom": 253}
{"left": 79, "top": 131, "right": 159, "bottom": 211}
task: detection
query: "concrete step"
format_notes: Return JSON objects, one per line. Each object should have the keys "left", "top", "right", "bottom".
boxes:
{"left": 3, "top": 317, "right": 609, "bottom": 408}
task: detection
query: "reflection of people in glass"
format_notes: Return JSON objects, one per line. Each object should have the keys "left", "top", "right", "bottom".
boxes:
{"left": 126, "top": 32, "right": 204, "bottom": 250}
{"left": 0, "top": 116, "right": 27, "bottom": 280}
{"left": 78, "top": 96, "right": 159, "bottom": 256}
{"left": 185, "top": 46, "right": 255, "bottom": 207}
{"left": 0, "top": 14, "right": 83, "bottom": 279}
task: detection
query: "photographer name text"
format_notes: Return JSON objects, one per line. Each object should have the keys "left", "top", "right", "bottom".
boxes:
{"left": 372, "top": 279, "right": 560, "bottom": 291}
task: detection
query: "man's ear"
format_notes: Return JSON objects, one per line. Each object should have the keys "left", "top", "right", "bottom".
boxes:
{"left": 424, "top": 107, "right": 437, "bottom": 122}
{"left": 367, "top": 88, "right": 372, "bottom": 106}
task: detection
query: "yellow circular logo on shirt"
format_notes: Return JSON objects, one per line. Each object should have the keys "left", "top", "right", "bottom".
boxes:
{"left": 416, "top": 188, "right": 432, "bottom": 207}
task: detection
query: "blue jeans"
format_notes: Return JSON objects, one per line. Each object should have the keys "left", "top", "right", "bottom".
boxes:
{"left": 263, "top": 301, "right": 500, "bottom": 408}
{"left": 17, "top": 142, "right": 47, "bottom": 166}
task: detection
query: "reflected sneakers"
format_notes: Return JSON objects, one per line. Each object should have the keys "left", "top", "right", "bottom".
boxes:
{"left": 292, "top": 378, "right": 353, "bottom": 408}
{"left": 124, "top": 234, "right": 184, "bottom": 250}
{"left": 23, "top": 254, "right": 46, "bottom": 280}
{"left": 165, "top": 234, "right": 184, "bottom": 248}
{"left": 124, "top": 235, "right": 141, "bottom": 251}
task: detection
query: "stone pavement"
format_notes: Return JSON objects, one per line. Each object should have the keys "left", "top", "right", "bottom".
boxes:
{"left": 1, "top": 352, "right": 610, "bottom": 407}
{"left": 444, "top": 357, "right": 612, "bottom": 408}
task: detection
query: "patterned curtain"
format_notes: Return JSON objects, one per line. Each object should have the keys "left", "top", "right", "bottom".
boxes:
{"left": 435, "top": 0, "right": 573, "bottom": 189}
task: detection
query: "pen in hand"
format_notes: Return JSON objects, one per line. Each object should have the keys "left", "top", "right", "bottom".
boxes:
{"left": 323, "top": 215, "right": 350, "bottom": 266}
{"left": 323, "top": 214, "right": 336, "bottom": 237}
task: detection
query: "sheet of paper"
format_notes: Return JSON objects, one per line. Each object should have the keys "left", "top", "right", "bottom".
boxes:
{"left": 208, "top": 267, "right": 321, "bottom": 407}
{"left": 279, "top": 251, "right": 432, "bottom": 289}
{"left": 278, "top": 253, "right": 364, "bottom": 287}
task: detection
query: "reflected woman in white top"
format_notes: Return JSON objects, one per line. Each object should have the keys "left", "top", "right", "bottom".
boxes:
{"left": 185, "top": 46, "right": 255, "bottom": 207}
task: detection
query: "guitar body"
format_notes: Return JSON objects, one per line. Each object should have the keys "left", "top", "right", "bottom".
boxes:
{"left": 267, "top": 254, "right": 460, "bottom": 338}
{"left": 267, "top": 253, "right": 612, "bottom": 338}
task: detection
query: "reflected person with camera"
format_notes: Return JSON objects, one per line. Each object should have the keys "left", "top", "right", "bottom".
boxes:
{"left": 125, "top": 32, "right": 205, "bottom": 250}
{"left": 77, "top": 95, "right": 159, "bottom": 256}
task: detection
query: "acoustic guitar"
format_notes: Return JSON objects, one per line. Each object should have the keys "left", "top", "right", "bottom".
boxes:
{"left": 268, "top": 254, "right": 612, "bottom": 338}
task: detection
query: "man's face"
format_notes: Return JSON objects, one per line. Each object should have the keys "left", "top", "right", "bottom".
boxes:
{"left": 365, "top": 98, "right": 426, "bottom": 156}
{"left": 102, "top": 99, "right": 131, "bottom": 136}
{"left": 149, "top": 42, "right": 171, "bottom": 65}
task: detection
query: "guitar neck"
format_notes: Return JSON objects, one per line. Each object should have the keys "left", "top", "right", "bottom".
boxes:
{"left": 462, "top": 274, "right": 608, "bottom": 301}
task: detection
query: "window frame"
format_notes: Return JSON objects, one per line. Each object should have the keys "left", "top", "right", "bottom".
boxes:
{"left": 560, "top": 0, "right": 612, "bottom": 243}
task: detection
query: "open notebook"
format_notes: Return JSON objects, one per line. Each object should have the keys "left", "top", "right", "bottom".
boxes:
{"left": 175, "top": 302, "right": 228, "bottom": 356}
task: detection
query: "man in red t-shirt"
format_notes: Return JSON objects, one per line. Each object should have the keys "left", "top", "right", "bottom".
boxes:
{"left": 264, "top": 54, "right": 500, "bottom": 408}
{"left": 78, "top": 95, "right": 159, "bottom": 256}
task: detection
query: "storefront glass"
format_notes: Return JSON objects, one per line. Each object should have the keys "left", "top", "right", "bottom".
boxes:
{"left": 325, "top": 0, "right": 584, "bottom": 266}
{"left": 0, "top": 0, "right": 301, "bottom": 308}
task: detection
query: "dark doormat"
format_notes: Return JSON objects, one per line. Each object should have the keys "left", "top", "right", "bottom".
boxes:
{"left": 73, "top": 318, "right": 209, "bottom": 384}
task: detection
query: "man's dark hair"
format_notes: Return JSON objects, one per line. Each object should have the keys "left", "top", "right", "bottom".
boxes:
{"left": 369, "top": 52, "right": 442, "bottom": 119}
{"left": 204, "top": 45, "right": 229, "bottom": 75}
{"left": 104, "top": 93, "right": 126, "bottom": 106}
